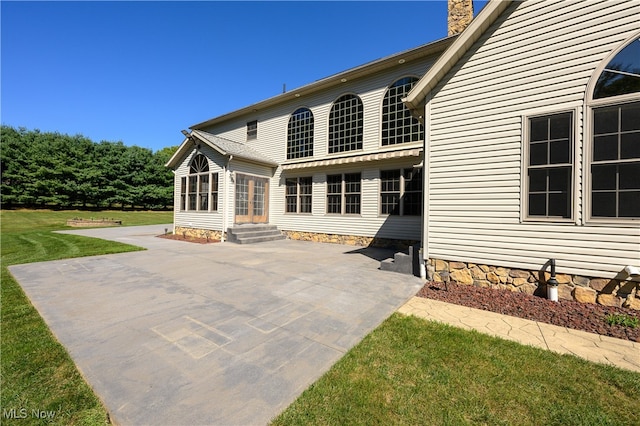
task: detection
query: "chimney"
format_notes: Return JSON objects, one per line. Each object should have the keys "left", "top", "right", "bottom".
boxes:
{"left": 448, "top": 0, "right": 474, "bottom": 36}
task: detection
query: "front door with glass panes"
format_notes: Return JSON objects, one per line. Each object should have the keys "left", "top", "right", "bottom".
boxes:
{"left": 235, "top": 174, "right": 269, "bottom": 224}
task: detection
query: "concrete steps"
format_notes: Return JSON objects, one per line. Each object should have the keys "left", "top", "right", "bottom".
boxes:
{"left": 227, "top": 225, "right": 285, "bottom": 244}
{"left": 380, "top": 245, "right": 420, "bottom": 276}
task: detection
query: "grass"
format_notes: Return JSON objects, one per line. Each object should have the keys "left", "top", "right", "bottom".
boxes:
{"left": 1, "top": 209, "right": 172, "bottom": 425}
{"left": 271, "top": 314, "right": 640, "bottom": 426}
{"left": 3, "top": 210, "right": 640, "bottom": 425}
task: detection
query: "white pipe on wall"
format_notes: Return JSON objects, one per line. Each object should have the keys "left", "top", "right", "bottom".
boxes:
{"left": 221, "top": 155, "right": 233, "bottom": 243}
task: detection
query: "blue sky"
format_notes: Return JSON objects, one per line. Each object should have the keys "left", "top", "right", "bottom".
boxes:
{"left": 2, "top": 1, "right": 486, "bottom": 152}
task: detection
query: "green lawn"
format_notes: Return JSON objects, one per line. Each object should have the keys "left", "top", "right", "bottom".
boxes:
{"left": 272, "top": 314, "right": 640, "bottom": 426}
{"left": 3, "top": 210, "right": 640, "bottom": 425}
{"left": 1, "top": 210, "right": 172, "bottom": 425}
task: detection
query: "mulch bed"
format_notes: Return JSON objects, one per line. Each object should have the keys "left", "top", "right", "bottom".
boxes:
{"left": 157, "top": 234, "right": 219, "bottom": 244}
{"left": 417, "top": 281, "right": 640, "bottom": 342}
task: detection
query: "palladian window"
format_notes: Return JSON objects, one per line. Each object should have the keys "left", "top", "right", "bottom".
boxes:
{"left": 589, "top": 37, "right": 640, "bottom": 220}
{"left": 183, "top": 154, "right": 218, "bottom": 212}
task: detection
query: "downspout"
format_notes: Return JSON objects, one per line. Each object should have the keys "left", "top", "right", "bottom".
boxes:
{"left": 419, "top": 162, "right": 426, "bottom": 280}
{"left": 419, "top": 97, "right": 431, "bottom": 280}
{"left": 171, "top": 170, "right": 177, "bottom": 235}
{"left": 545, "top": 258, "right": 559, "bottom": 302}
{"left": 221, "top": 155, "right": 233, "bottom": 243}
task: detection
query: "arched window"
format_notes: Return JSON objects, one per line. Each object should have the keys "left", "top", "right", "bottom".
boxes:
{"left": 287, "top": 108, "right": 314, "bottom": 159}
{"left": 328, "top": 94, "right": 363, "bottom": 153}
{"left": 190, "top": 153, "right": 209, "bottom": 174}
{"left": 593, "top": 38, "right": 640, "bottom": 99}
{"left": 382, "top": 77, "right": 424, "bottom": 146}
{"left": 181, "top": 154, "right": 218, "bottom": 212}
{"left": 588, "top": 37, "right": 640, "bottom": 220}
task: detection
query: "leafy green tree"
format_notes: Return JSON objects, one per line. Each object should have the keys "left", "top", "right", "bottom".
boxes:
{"left": 1, "top": 126, "right": 31, "bottom": 207}
{"left": 0, "top": 126, "right": 177, "bottom": 210}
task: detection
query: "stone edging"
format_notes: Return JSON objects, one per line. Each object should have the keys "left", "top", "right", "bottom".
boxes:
{"left": 174, "top": 227, "right": 224, "bottom": 241}
{"left": 282, "top": 230, "right": 418, "bottom": 250}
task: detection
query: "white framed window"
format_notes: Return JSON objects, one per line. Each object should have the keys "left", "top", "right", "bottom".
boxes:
{"left": 380, "top": 168, "right": 422, "bottom": 216}
{"left": 183, "top": 154, "right": 218, "bottom": 212}
{"left": 285, "top": 176, "right": 312, "bottom": 213}
{"left": 247, "top": 120, "right": 257, "bottom": 140}
{"left": 590, "top": 101, "right": 640, "bottom": 219}
{"left": 326, "top": 173, "right": 361, "bottom": 215}
{"left": 523, "top": 112, "right": 574, "bottom": 221}
{"left": 328, "top": 94, "right": 363, "bottom": 154}
{"left": 382, "top": 77, "right": 424, "bottom": 146}
{"left": 586, "top": 36, "right": 640, "bottom": 222}
{"left": 180, "top": 177, "right": 186, "bottom": 210}
{"left": 287, "top": 108, "right": 314, "bottom": 159}
{"left": 211, "top": 173, "right": 219, "bottom": 211}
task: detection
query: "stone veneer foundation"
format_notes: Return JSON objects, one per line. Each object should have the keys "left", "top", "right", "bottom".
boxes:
{"left": 174, "top": 226, "right": 224, "bottom": 241}
{"left": 427, "top": 258, "right": 640, "bottom": 311}
{"left": 282, "top": 230, "right": 418, "bottom": 251}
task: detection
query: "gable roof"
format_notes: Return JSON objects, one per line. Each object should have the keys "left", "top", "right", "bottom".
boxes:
{"left": 403, "top": 0, "right": 513, "bottom": 117}
{"left": 190, "top": 36, "right": 456, "bottom": 130}
{"left": 165, "top": 130, "right": 278, "bottom": 169}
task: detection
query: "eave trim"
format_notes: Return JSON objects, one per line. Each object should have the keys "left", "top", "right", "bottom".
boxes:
{"left": 403, "top": 0, "right": 513, "bottom": 117}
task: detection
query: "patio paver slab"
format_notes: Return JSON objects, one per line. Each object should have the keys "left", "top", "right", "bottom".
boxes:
{"left": 9, "top": 225, "right": 423, "bottom": 425}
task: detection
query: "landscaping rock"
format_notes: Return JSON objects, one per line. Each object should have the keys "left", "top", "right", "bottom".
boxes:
{"left": 598, "top": 294, "right": 622, "bottom": 308}
{"left": 416, "top": 281, "right": 639, "bottom": 342}
{"left": 450, "top": 268, "right": 473, "bottom": 285}
{"left": 574, "top": 286, "right": 597, "bottom": 304}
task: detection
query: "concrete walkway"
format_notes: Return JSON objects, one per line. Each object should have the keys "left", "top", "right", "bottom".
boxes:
{"left": 9, "top": 225, "right": 423, "bottom": 426}
{"left": 398, "top": 296, "right": 640, "bottom": 372}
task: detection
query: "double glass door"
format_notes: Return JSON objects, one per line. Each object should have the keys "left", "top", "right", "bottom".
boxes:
{"left": 235, "top": 174, "right": 268, "bottom": 224}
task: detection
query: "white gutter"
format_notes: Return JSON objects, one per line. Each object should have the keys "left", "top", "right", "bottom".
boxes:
{"left": 221, "top": 155, "right": 233, "bottom": 243}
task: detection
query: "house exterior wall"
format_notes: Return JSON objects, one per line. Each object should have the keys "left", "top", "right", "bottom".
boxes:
{"left": 181, "top": 55, "right": 441, "bottom": 241}
{"left": 275, "top": 160, "right": 422, "bottom": 240}
{"left": 173, "top": 145, "right": 226, "bottom": 232}
{"left": 424, "top": 0, "right": 639, "bottom": 281}
{"left": 172, "top": 146, "right": 275, "bottom": 235}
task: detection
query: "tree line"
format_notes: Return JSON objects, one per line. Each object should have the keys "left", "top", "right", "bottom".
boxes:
{"left": 1, "top": 126, "right": 178, "bottom": 210}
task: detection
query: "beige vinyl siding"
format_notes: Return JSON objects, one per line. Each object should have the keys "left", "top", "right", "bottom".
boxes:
{"left": 204, "top": 58, "right": 433, "bottom": 164}
{"left": 174, "top": 145, "right": 226, "bottom": 231}
{"left": 198, "top": 56, "right": 436, "bottom": 239}
{"left": 277, "top": 161, "right": 422, "bottom": 240}
{"left": 426, "top": 0, "right": 640, "bottom": 277}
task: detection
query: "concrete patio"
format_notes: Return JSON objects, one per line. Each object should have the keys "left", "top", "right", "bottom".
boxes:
{"left": 9, "top": 225, "right": 423, "bottom": 425}
{"left": 9, "top": 224, "right": 639, "bottom": 425}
